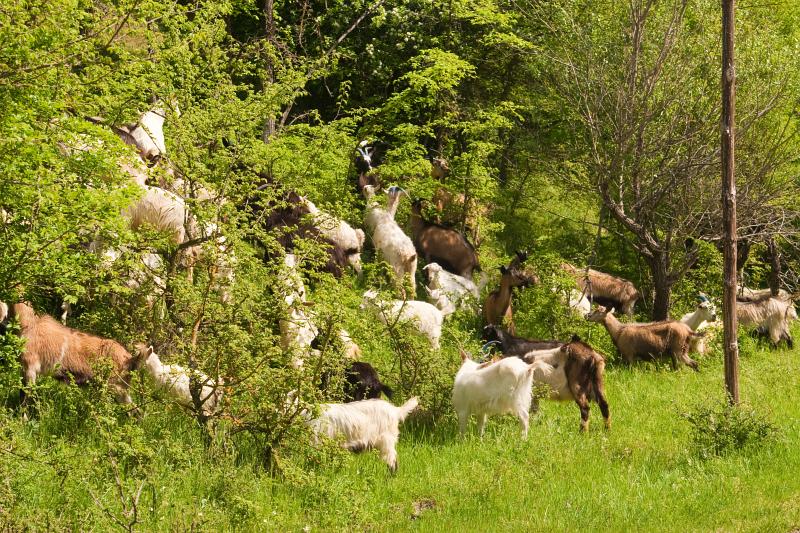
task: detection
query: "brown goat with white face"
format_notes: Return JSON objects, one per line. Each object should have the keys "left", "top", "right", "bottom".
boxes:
{"left": 562, "top": 263, "right": 640, "bottom": 316}
{"left": 585, "top": 306, "right": 699, "bottom": 370}
{"left": 483, "top": 251, "right": 539, "bottom": 335}
{"left": 2, "top": 302, "right": 144, "bottom": 405}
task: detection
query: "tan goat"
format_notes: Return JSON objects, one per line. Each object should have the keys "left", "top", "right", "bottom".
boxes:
{"left": 562, "top": 263, "right": 640, "bottom": 316}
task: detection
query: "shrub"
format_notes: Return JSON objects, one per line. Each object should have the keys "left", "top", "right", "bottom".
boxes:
{"left": 682, "top": 400, "right": 777, "bottom": 459}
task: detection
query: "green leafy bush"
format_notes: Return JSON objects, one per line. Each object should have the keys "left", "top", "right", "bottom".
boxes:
{"left": 683, "top": 400, "right": 777, "bottom": 459}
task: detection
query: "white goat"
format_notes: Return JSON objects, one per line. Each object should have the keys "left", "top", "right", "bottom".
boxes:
{"left": 423, "top": 262, "right": 479, "bottom": 312}
{"left": 136, "top": 344, "right": 223, "bottom": 418}
{"left": 452, "top": 351, "right": 535, "bottom": 437}
{"left": 737, "top": 296, "right": 795, "bottom": 347}
{"left": 302, "top": 197, "right": 365, "bottom": 274}
{"left": 360, "top": 289, "right": 443, "bottom": 349}
{"left": 309, "top": 397, "right": 419, "bottom": 472}
{"left": 127, "top": 105, "right": 167, "bottom": 162}
{"left": 125, "top": 184, "right": 194, "bottom": 245}
{"left": 279, "top": 254, "right": 319, "bottom": 367}
{"left": 680, "top": 295, "right": 718, "bottom": 354}
{"left": 424, "top": 286, "right": 456, "bottom": 317}
{"left": 363, "top": 185, "right": 417, "bottom": 297}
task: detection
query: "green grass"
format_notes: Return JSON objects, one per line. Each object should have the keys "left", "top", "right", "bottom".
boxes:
{"left": 2, "top": 339, "right": 800, "bottom": 532}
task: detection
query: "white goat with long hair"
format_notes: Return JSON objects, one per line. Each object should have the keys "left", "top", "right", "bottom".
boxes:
{"left": 363, "top": 185, "right": 417, "bottom": 297}
{"left": 452, "top": 350, "right": 535, "bottom": 438}
{"left": 737, "top": 296, "right": 795, "bottom": 347}
{"left": 136, "top": 344, "right": 223, "bottom": 418}
{"left": 309, "top": 397, "right": 419, "bottom": 472}
{"left": 423, "top": 262, "right": 479, "bottom": 312}
{"left": 360, "top": 289, "right": 443, "bottom": 349}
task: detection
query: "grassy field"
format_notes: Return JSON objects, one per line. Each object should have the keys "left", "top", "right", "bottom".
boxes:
{"left": 2, "top": 333, "right": 800, "bottom": 532}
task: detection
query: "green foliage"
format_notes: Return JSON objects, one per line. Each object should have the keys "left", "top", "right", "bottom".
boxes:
{"left": 683, "top": 401, "right": 778, "bottom": 460}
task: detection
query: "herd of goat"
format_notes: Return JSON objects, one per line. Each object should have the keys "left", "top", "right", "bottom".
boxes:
{"left": 1, "top": 104, "right": 798, "bottom": 473}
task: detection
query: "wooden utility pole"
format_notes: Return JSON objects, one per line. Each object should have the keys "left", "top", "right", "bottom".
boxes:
{"left": 721, "top": 0, "right": 739, "bottom": 404}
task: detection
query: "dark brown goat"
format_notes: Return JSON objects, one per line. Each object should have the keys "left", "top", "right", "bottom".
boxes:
{"left": 481, "top": 325, "right": 562, "bottom": 358}
{"left": 559, "top": 336, "right": 610, "bottom": 432}
{"left": 482, "top": 251, "right": 539, "bottom": 335}
{"left": 2, "top": 302, "right": 144, "bottom": 405}
{"left": 241, "top": 181, "right": 349, "bottom": 277}
{"left": 408, "top": 201, "right": 480, "bottom": 279}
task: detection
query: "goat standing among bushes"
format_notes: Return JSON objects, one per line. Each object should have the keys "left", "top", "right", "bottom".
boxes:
{"left": 586, "top": 306, "right": 700, "bottom": 370}
{"left": 680, "top": 295, "right": 718, "bottom": 354}
{"left": 309, "top": 397, "right": 419, "bottom": 472}
{"left": 562, "top": 263, "right": 640, "bottom": 316}
{"left": 136, "top": 344, "right": 223, "bottom": 418}
{"left": 408, "top": 200, "right": 480, "bottom": 279}
{"left": 452, "top": 350, "right": 535, "bottom": 438}
{"left": 1, "top": 302, "right": 144, "bottom": 406}
{"left": 481, "top": 325, "right": 562, "bottom": 359}
{"left": 423, "top": 262, "right": 480, "bottom": 312}
{"left": 363, "top": 185, "right": 417, "bottom": 297}
{"left": 483, "top": 251, "right": 539, "bottom": 334}
{"left": 360, "top": 289, "right": 443, "bottom": 349}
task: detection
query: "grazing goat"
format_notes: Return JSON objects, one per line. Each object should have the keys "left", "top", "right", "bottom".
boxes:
{"left": 2, "top": 302, "right": 144, "bottom": 405}
{"left": 586, "top": 306, "right": 700, "bottom": 370}
{"left": 408, "top": 200, "right": 480, "bottom": 279}
{"left": 363, "top": 186, "right": 417, "bottom": 297}
{"left": 423, "top": 262, "right": 480, "bottom": 303}
{"left": 136, "top": 344, "right": 223, "bottom": 418}
{"left": 562, "top": 263, "right": 640, "bottom": 316}
{"left": 737, "top": 296, "right": 795, "bottom": 348}
{"left": 527, "top": 335, "right": 610, "bottom": 432}
{"left": 360, "top": 290, "right": 443, "bottom": 349}
{"left": 483, "top": 251, "right": 539, "bottom": 334}
{"left": 279, "top": 254, "right": 319, "bottom": 367}
{"left": 423, "top": 287, "right": 456, "bottom": 317}
{"left": 343, "top": 362, "right": 393, "bottom": 402}
{"left": 452, "top": 350, "right": 535, "bottom": 438}
{"left": 481, "top": 325, "right": 562, "bottom": 359}
{"left": 680, "top": 295, "right": 718, "bottom": 354}
{"left": 302, "top": 197, "right": 365, "bottom": 274}
{"left": 309, "top": 397, "right": 419, "bottom": 472}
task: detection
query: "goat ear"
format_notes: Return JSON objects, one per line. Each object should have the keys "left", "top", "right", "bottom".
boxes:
{"left": 459, "top": 349, "right": 470, "bottom": 361}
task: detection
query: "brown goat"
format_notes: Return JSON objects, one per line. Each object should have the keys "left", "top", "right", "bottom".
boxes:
{"left": 409, "top": 201, "right": 480, "bottom": 279}
{"left": 2, "top": 302, "right": 144, "bottom": 405}
{"left": 482, "top": 251, "right": 539, "bottom": 334}
{"left": 586, "top": 306, "right": 699, "bottom": 370}
{"left": 562, "top": 263, "right": 640, "bottom": 316}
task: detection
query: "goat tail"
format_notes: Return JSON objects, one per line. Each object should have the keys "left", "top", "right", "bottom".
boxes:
{"left": 396, "top": 396, "right": 419, "bottom": 421}
{"left": 381, "top": 383, "right": 394, "bottom": 400}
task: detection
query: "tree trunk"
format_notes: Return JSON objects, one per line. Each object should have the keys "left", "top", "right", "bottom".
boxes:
{"left": 649, "top": 253, "right": 672, "bottom": 321}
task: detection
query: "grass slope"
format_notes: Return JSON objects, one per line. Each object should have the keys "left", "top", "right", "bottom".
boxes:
{"left": 2, "top": 338, "right": 799, "bottom": 532}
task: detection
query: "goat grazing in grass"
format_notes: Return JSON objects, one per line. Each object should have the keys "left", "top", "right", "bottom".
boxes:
{"left": 452, "top": 350, "right": 535, "bottom": 438}
{"left": 562, "top": 263, "right": 640, "bottom": 316}
{"left": 586, "top": 306, "right": 700, "bottom": 370}
{"left": 737, "top": 295, "right": 795, "bottom": 348}
{"left": 408, "top": 200, "right": 480, "bottom": 279}
{"left": 309, "top": 397, "right": 419, "bottom": 472}
{"left": 481, "top": 325, "right": 562, "bottom": 359}
{"left": 363, "top": 185, "right": 417, "bottom": 298}
{"left": 527, "top": 335, "right": 610, "bottom": 432}
{"left": 483, "top": 251, "right": 539, "bottom": 334}
{"left": 136, "top": 344, "right": 223, "bottom": 418}
{"left": 680, "top": 295, "right": 718, "bottom": 354}
{"left": 360, "top": 289, "right": 443, "bottom": 349}
{"left": 1, "top": 302, "right": 144, "bottom": 406}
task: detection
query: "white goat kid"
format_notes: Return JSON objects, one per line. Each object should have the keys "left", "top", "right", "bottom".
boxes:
{"left": 363, "top": 185, "right": 417, "bottom": 297}
{"left": 137, "top": 344, "right": 222, "bottom": 418}
{"left": 360, "top": 289, "right": 443, "bottom": 349}
{"left": 452, "top": 351, "right": 535, "bottom": 438}
{"left": 309, "top": 397, "right": 419, "bottom": 472}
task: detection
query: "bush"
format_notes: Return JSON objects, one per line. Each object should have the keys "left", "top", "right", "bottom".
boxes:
{"left": 682, "top": 400, "right": 777, "bottom": 459}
